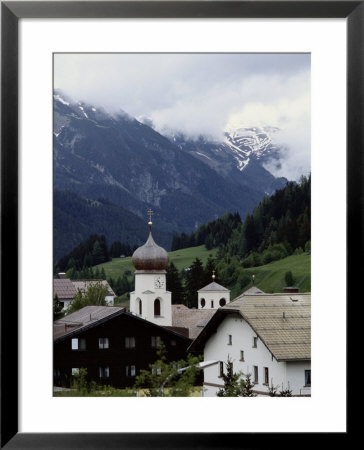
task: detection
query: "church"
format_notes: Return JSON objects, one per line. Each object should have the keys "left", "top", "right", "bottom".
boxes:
{"left": 129, "top": 211, "right": 230, "bottom": 336}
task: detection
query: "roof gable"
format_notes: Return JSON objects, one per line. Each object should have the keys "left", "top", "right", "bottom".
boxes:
{"left": 198, "top": 281, "right": 229, "bottom": 292}
{"left": 189, "top": 293, "right": 311, "bottom": 361}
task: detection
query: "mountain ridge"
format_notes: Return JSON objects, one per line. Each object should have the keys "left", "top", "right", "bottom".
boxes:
{"left": 53, "top": 89, "right": 289, "bottom": 261}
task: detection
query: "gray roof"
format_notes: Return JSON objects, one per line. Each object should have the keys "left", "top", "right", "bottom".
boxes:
{"left": 242, "top": 285, "right": 265, "bottom": 295}
{"left": 189, "top": 293, "right": 311, "bottom": 361}
{"left": 53, "top": 305, "right": 124, "bottom": 340}
{"left": 71, "top": 280, "right": 116, "bottom": 297}
{"left": 198, "top": 281, "right": 229, "bottom": 292}
{"left": 53, "top": 278, "right": 78, "bottom": 300}
{"left": 172, "top": 305, "right": 216, "bottom": 339}
{"left": 223, "top": 293, "right": 311, "bottom": 361}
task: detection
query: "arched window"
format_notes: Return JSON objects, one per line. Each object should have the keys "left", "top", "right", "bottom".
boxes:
{"left": 219, "top": 298, "right": 226, "bottom": 307}
{"left": 200, "top": 298, "right": 205, "bottom": 308}
{"left": 138, "top": 299, "right": 142, "bottom": 315}
{"left": 154, "top": 298, "right": 161, "bottom": 316}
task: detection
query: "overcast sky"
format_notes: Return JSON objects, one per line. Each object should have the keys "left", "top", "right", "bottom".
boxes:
{"left": 54, "top": 53, "right": 310, "bottom": 180}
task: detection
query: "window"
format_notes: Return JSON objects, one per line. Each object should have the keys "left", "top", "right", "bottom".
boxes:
{"left": 125, "top": 337, "right": 136, "bottom": 349}
{"left": 71, "top": 338, "right": 86, "bottom": 350}
{"left": 71, "top": 368, "right": 79, "bottom": 376}
{"left": 219, "top": 361, "right": 224, "bottom": 377}
{"left": 152, "top": 365, "right": 162, "bottom": 376}
{"left": 126, "top": 365, "right": 136, "bottom": 377}
{"left": 98, "top": 337, "right": 109, "bottom": 349}
{"left": 264, "top": 367, "right": 269, "bottom": 385}
{"left": 138, "top": 299, "right": 142, "bottom": 315}
{"left": 219, "top": 298, "right": 226, "bottom": 307}
{"left": 99, "top": 367, "right": 110, "bottom": 378}
{"left": 305, "top": 369, "right": 311, "bottom": 386}
{"left": 211, "top": 300, "right": 214, "bottom": 308}
{"left": 200, "top": 298, "right": 205, "bottom": 308}
{"left": 151, "top": 336, "right": 161, "bottom": 348}
{"left": 253, "top": 366, "right": 258, "bottom": 384}
{"left": 240, "top": 350, "right": 245, "bottom": 361}
{"left": 228, "top": 334, "right": 232, "bottom": 345}
{"left": 154, "top": 298, "right": 161, "bottom": 316}
{"left": 253, "top": 337, "right": 258, "bottom": 348}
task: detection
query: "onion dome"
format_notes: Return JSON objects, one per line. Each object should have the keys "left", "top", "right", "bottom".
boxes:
{"left": 132, "top": 232, "right": 169, "bottom": 270}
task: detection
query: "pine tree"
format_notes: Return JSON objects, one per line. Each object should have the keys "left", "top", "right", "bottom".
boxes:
{"left": 166, "top": 262, "right": 185, "bottom": 305}
{"left": 203, "top": 255, "right": 217, "bottom": 286}
{"left": 53, "top": 294, "right": 64, "bottom": 320}
{"left": 217, "top": 358, "right": 256, "bottom": 397}
{"left": 184, "top": 258, "right": 204, "bottom": 308}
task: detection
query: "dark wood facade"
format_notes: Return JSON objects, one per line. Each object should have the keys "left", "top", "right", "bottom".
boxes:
{"left": 54, "top": 312, "right": 192, "bottom": 388}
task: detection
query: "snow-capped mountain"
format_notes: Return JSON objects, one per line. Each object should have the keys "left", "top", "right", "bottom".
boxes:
{"left": 169, "top": 126, "right": 286, "bottom": 197}
{"left": 53, "top": 89, "right": 287, "bottom": 260}
{"left": 225, "top": 126, "right": 281, "bottom": 171}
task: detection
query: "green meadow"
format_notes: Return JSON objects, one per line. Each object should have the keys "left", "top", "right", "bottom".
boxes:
{"left": 237, "top": 253, "right": 311, "bottom": 296}
{"left": 95, "top": 245, "right": 218, "bottom": 281}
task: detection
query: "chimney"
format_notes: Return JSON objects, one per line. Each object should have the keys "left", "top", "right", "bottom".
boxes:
{"left": 284, "top": 287, "right": 299, "bottom": 293}
{"left": 58, "top": 272, "right": 66, "bottom": 279}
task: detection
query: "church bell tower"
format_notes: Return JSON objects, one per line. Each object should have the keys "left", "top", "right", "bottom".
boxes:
{"left": 129, "top": 210, "right": 172, "bottom": 326}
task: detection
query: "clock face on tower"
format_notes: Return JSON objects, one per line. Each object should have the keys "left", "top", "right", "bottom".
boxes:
{"left": 154, "top": 276, "right": 165, "bottom": 289}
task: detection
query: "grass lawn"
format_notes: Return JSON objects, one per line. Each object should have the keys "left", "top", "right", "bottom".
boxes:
{"left": 238, "top": 253, "right": 311, "bottom": 295}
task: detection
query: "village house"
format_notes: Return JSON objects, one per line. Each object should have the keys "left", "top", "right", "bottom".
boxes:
{"left": 189, "top": 292, "right": 311, "bottom": 396}
{"left": 54, "top": 305, "right": 192, "bottom": 388}
{"left": 53, "top": 278, "right": 78, "bottom": 311}
{"left": 71, "top": 279, "right": 116, "bottom": 306}
{"left": 53, "top": 278, "right": 116, "bottom": 312}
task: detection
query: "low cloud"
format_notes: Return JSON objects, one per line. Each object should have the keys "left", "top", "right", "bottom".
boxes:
{"left": 54, "top": 53, "right": 310, "bottom": 179}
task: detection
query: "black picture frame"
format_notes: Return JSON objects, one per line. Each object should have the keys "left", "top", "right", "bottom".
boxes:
{"left": 1, "top": 1, "right": 358, "bottom": 448}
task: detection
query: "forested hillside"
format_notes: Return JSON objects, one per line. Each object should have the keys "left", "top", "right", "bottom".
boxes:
{"left": 171, "top": 212, "right": 242, "bottom": 251}
{"left": 54, "top": 189, "right": 173, "bottom": 262}
{"left": 221, "top": 174, "right": 310, "bottom": 263}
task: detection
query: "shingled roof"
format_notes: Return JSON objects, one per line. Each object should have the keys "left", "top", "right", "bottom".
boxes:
{"left": 53, "top": 306, "right": 125, "bottom": 340}
{"left": 172, "top": 305, "right": 216, "bottom": 340}
{"left": 189, "top": 293, "right": 311, "bottom": 361}
{"left": 53, "top": 278, "right": 78, "bottom": 300}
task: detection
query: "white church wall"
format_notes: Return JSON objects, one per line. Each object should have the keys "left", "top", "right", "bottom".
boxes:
{"left": 198, "top": 291, "right": 230, "bottom": 310}
{"left": 130, "top": 271, "right": 172, "bottom": 326}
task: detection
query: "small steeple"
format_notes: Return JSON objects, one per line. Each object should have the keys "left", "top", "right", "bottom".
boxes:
{"left": 252, "top": 274, "right": 255, "bottom": 286}
{"left": 212, "top": 270, "right": 216, "bottom": 281}
{"left": 147, "top": 208, "right": 153, "bottom": 231}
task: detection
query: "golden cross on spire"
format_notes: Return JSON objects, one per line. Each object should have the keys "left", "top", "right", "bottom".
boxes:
{"left": 148, "top": 209, "right": 153, "bottom": 228}
{"left": 212, "top": 270, "right": 216, "bottom": 281}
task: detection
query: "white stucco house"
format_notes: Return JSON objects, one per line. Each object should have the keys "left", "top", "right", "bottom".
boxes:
{"left": 189, "top": 292, "right": 311, "bottom": 397}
